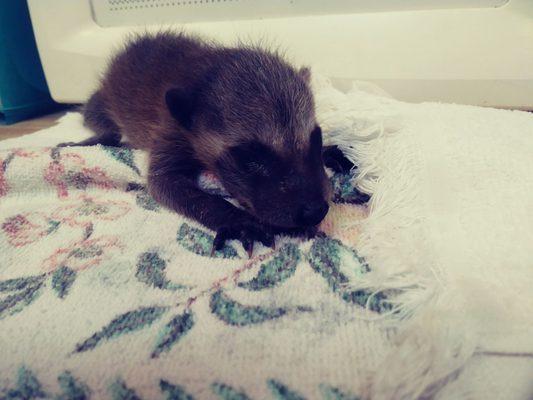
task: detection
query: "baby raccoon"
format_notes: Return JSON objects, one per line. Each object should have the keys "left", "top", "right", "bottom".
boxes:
{"left": 66, "top": 32, "right": 354, "bottom": 255}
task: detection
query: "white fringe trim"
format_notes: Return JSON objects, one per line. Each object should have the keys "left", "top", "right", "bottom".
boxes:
{"left": 313, "top": 75, "right": 485, "bottom": 399}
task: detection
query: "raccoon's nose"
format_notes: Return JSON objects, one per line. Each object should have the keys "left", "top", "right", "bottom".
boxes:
{"left": 299, "top": 202, "right": 329, "bottom": 226}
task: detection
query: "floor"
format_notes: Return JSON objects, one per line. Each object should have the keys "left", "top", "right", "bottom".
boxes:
{"left": 0, "top": 111, "right": 69, "bottom": 141}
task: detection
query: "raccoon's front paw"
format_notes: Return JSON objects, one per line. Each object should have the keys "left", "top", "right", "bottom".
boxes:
{"left": 212, "top": 222, "right": 275, "bottom": 258}
{"left": 323, "top": 145, "right": 355, "bottom": 173}
{"left": 56, "top": 142, "right": 78, "bottom": 148}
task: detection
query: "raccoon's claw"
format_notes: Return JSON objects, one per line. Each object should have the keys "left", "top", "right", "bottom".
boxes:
{"left": 212, "top": 223, "right": 275, "bottom": 258}
{"left": 274, "top": 225, "right": 325, "bottom": 240}
{"left": 323, "top": 145, "right": 355, "bottom": 173}
{"left": 242, "top": 238, "right": 254, "bottom": 258}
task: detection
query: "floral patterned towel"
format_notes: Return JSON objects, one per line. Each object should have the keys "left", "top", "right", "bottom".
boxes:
{"left": 0, "top": 144, "right": 392, "bottom": 400}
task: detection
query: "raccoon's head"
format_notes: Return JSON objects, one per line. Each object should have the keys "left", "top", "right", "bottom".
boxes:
{"left": 165, "top": 46, "right": 331, "bottom": 228}
{"left": 215, "top": 126, "right": 331, "bottom": 229}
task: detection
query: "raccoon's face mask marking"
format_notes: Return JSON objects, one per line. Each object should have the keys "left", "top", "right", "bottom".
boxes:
{"left": 215, "top": 126, "right": 331, "bottom": 228}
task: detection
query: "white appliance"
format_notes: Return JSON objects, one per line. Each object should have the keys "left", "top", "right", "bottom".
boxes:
{"left": 28, "top": 0, "right": 533, "bottom": 109}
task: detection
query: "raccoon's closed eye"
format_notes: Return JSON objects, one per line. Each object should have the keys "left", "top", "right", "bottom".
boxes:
{"left": 230, "top": 141, "right": 277, "bottom": 177}
{"left": 245, "top": 161, "right": 271, "bottom": 177}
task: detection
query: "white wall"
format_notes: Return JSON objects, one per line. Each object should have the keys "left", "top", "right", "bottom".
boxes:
{"left": 28, "top": 0, "right": 533, "bottom": 108}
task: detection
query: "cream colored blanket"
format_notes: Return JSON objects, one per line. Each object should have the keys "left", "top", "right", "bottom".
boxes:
{"left": 1, "top": 74, "right": 532, "bottom": 400}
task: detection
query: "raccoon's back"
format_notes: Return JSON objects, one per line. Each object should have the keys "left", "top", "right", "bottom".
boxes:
{"left": 98, "top": 32, "right": 214, "bottom": 147}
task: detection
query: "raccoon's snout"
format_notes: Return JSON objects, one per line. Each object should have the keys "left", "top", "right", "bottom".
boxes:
{"left": 297, "top": 201, "right": 329, "bottom": 226}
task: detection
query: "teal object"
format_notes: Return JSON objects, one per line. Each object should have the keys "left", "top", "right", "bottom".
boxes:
{"left": 0, "top": 0, "right": 59, "bottom": 125}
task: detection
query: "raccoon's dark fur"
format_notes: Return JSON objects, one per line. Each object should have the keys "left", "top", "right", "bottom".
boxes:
{"left": 69, "top": 32, "right": 354, "bottom": 254}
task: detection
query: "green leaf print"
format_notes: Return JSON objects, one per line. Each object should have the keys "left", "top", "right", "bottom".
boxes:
{"left": 47, "top": 220, "right": 61, "bottom": 234}
{"left": 330, "top": 173, "right": 370, "bottom": 204}
{"left": 267, "top": 380, "right": 305, "bottom": 400}
{"left": 238, "top": 243, "right": 300, "bottom": 291}
{"left": 74, "top": 306, "right": 168, "bottom": 353}
{"left": 152, "top": 311, "right": 195, "bottom": 358}
{"left": 77, "top": 199, "right": 109, "bottom": 216}
{"left": 1, "top": 368, "right": 90, "bottom": 400}
{"left": 136, "top": 191, "right": 160, "bottom": 211}
{"left": 212, "top": 383, "right": 251, "bottom": 400}
{"left": 125, "top": 183, "right": 160, "bottom": 211}
{"left": 51, "top": 266, "right": 77, "bottom": 299}
{"left": 209, "top": 290, "right": 287, "bottom": 326}
{"left": 0, "top": 276, "right": 45, "bottom": 319}
{"left": 64, "top": 171, "right": 92, "bottom": 190}
{"left": 319, "top": 384, "right": 361, "bottom": 400}
{"left": 69, "top": 245, "right": 103, "bottom": 259}
{"left": 2, "top": 151, "right": 16, "bottom": 170}
{"left": 56, "top": 371, "right": 91, "bottom": 400}
{"left": 160, "top": 380, "right": 194, "bottom": 400}
{"left": 176, "top": 223, "right": 238, "bottom": 259}
{"left": 136, "top": 251, "right": 186, "bottom": 291}
{"left": 82, "top": 223, "right": 94, "bottom": 241}
{"left": 104, "top": 147, "right": 140, "bottom": 175}
{"left": 309, "top": 237, "right": 351, "bottom": 289}
{"left": 3, "top": 367, "right": 47, "bottom": 399}
{"left": 109, "top": 379, "right": 142, "bottom": 400}
{"left": 308, "top": 237, "right": 391, "bottom": 313}
{"left": 0, "top": 275, "right": 45, "bottom": 292}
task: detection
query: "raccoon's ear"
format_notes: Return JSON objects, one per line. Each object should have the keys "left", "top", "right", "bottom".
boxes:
{"left": 165, "top": 88, "right": 195, "bottom": 130}
{"left": 309, "top": 125, "right": 323, "bottom": 157}
{"left": 299, "top": 67, "right": 311, "bottom": 83}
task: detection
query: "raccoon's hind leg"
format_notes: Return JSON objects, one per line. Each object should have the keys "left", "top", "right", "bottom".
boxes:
{"left": 58, "top": 91, "right": 122, "bottom": 147}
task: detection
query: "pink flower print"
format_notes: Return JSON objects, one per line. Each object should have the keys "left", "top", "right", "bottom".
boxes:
{"left": 44, "top": 161, "right": 68, "bottom": 197}
{"left": 0, "top": 164, "right": 7, "bottom": 197}
{"left": 78, "top": 167, "right": 115, "bottom": 190}
{"left": 0, "top": 150, "right": 42, "bottom": 198}
{"left": 51, "top": 196, "right": 130, "bottom": 227}
{"left": 319, "top": 203, "right": 368, "bottom": 247}
{"left": 197, "top": 171, "right": 229, "bottom": 197}
{"left": 200, "top": 171, "right": 219, "bottom": 185}
{"left": 61, "top": 152, "right": 85, "bottom": 165}
{"left": 1, "top": 213, "right": 58, "bottom": 247}
{"left": 12, "top": 149, "right": 40, "bottom": 158}
{"left": 42, "top": 235, "right": 123, "bottom": 272}
{"left": 44, "top": 153, "right": 116, "bottom": 198}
